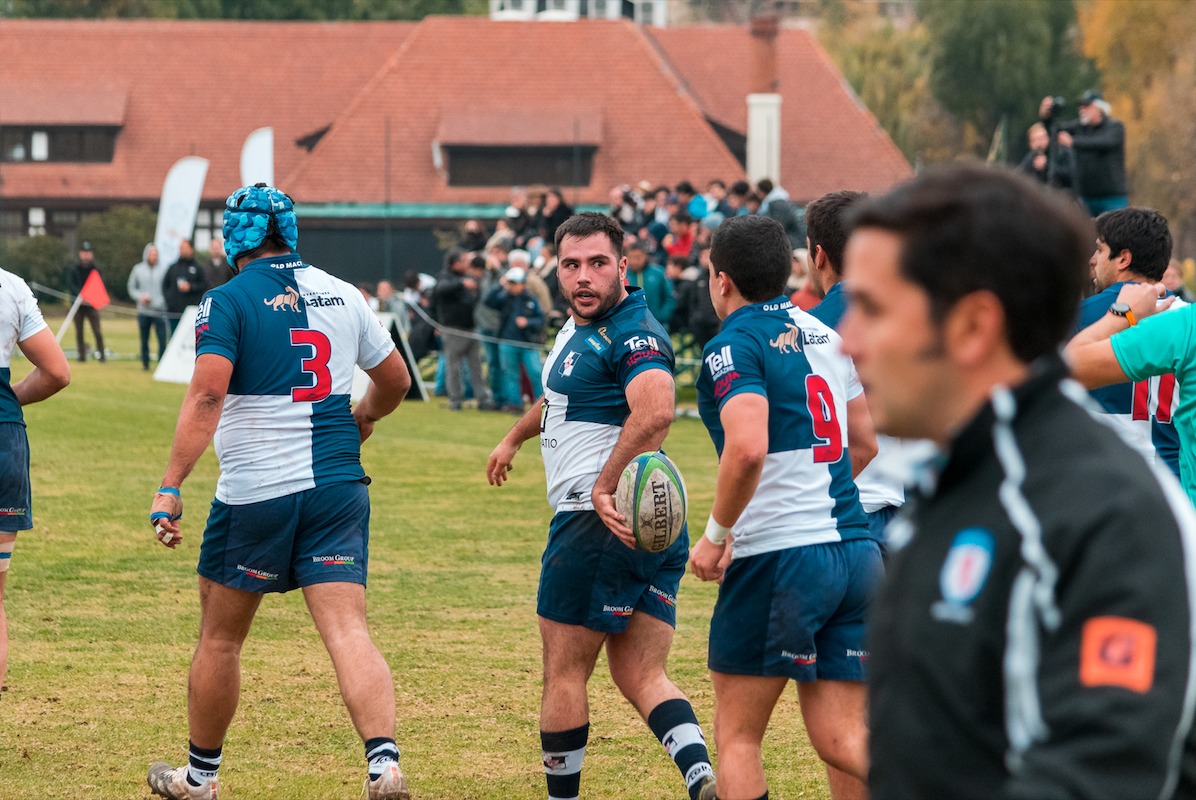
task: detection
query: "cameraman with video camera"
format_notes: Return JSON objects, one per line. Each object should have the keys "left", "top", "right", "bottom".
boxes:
{"left": 1039, "top": 90, "right": 1127, "bottom": 216}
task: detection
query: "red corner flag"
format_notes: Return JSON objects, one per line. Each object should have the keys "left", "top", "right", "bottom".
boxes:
{"left": 79, "top": 269, "right": 110, "bottom": 310}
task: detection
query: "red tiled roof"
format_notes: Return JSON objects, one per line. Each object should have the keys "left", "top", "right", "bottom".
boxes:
{"left": 646, "top": 25, "right": 912, "bottom": 201}
{"left": 0, "top": 18, "right": 908, "bottom": 210}
{"left": 0, "top": 86, "right": 126, "bottom": 125}
{"left": 437, "top": 108, "right": 602, "bottom": 147}
{"left": 0, "top": 20, "right": 413, "bottom": 203}
{"left": 285, "top": 16, "right": 745, "bottom": 206}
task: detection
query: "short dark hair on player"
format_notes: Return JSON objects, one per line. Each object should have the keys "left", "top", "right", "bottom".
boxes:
{"left": 850, "top": 164, "right": 1092, "bottom": 364}
{"left": 710, "top": 215, "right": 791, "bottom": 303}
{"left": 805, "top": 190, "right": 867, "bottom": 275}
{"left": 554, "top": 212, "right": 624, "bottom": 262}
{"left": 1095, "top": 207, "right": 1172, "bottom": 282}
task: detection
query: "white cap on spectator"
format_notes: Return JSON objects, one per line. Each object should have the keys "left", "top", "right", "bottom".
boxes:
{"left": 506, "top": 267, "right": 527, "bottom": 283}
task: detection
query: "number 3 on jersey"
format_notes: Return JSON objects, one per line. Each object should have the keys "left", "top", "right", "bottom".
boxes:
{"left": 805, "top": 374, "right": 843, "bottom": 463}
{"left": 291, "top": 328, "right": 332, "bottom": 402}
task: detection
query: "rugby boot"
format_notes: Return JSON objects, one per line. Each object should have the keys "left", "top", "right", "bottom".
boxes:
{"left": 147, "top": 763, "right": 219, "bottom": 799}
{"left": 364, "top": 761, "right": 411, "bottom": 800}
{"left": 695, "top": 774, "right": 718, "bottom": 800}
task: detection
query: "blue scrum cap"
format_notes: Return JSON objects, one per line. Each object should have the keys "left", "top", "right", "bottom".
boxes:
{"left": 222, "top": 183, "right": 298, "bottom": 270}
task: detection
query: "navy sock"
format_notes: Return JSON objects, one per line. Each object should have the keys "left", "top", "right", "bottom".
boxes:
{"left": 365, "top": 736, "right": 399, "bottom": 779}
{"left": 186, "top": 741, "right": 222, "bottom": 787}
{"left": 541, "top": 723, "right": 589, "bottom": 800}
{"left": 647, "top": 698, "right": 714, "bottom": 800}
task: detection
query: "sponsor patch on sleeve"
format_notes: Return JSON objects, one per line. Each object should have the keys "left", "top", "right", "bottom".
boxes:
{"left": 1079, "top": 616, "right": 1157, "bottom": 693}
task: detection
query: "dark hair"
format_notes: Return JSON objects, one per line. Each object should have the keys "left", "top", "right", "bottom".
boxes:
{"left": 849, "top": 164, "right": 1092, "bottom": 363}
{"left": 672, "top": 212, "right": 693, "bottom": 226}
{"left": 805, "top": 190, "right": 867, "bottom": 275}
{"left": 469, "top": 254, "right": 487, "bottom": 270}
{"left": 729, "top": 180, "right": 750, "bottom": 197}
{"left": 554, "top": 212, "right": 625, "bottom": 262}
{"left": 710, "top": 215, "right": 791, "bottom": 302}
{"left": 756, "top": 178, "right": 774, "bottom": 195}
{"left": 443, "top": 247, "right": 467, "bottom": 271}
{"left": 667, "top": 254, "right": 691, "bottom": 269}
{"left": 1095, "top": 207, "right": 1172, "bottom": 282}
{"left": 708, "top": 179, "right": 726, "bottom": 191}
{"left": 675, "top": 180, "right": 696, "bottom": 196}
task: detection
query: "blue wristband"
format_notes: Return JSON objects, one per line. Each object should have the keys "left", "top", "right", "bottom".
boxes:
{"left": 150, "top": 511, "right": 172, "bottom": 522}
{"left": 156, "top": 487, "right": 181, "bottom": 496}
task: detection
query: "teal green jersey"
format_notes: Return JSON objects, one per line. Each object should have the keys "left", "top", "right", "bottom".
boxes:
{"left": 1111, "top": 304, "right": 1196, "bottom": 503}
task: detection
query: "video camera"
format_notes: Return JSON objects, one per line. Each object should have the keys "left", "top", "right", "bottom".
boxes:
{"left": 1044, "top": 96, "right": 1067, "bottom": 120}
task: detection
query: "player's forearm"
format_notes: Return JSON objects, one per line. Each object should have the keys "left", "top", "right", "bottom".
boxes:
{"left": 12, "top": 366, "right": 70, "bottom": 406}
{"left": 160, "top": 391, "right": 223, "bottom": 488}
{"left": 594, "top": 400, "right": 673, "bottom": 493}
{"left": 503, "top": 398, "right": 544, "bottom": 448}
{"left": 711, "top": 440, "right": 765, "bottom": 526}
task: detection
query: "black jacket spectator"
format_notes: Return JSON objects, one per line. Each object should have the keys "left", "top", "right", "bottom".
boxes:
{"left": 1063, "top": 115, "right": 1127, "bottom": 199}
{"left": 163, "top": 254, "right": 209, "bottom": 313}
{"left": 432, "top": 267, "right": 479, "bottom": 330}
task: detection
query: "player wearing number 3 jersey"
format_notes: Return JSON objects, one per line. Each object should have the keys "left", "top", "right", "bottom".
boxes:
{"left": 690, "top": 215, "right": 880, "bottom": 800}
{"left": 147, "top": 184, "right": 414, "bottom": 800}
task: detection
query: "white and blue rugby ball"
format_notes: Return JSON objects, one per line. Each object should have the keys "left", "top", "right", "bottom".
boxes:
{"left": 615, "top": 451, "right": 687, "bottom": 553}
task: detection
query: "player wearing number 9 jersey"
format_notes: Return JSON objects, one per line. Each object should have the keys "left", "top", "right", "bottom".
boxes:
{"left": 147, "top": 184, "right": 414, "bottom": 800}
{"left": 690, "top": 215, "right": 880, "bottom": 800}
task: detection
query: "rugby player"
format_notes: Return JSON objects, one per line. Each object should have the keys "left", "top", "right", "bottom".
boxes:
{"left": 0, "top": 268, "right": 70, "bottom": 689}
{"left": 147, "top": 184, "right": 412, "bottom": 800}
{"left": 689, "top": 215, "right": 878, "bottom": 800}
{"left": 487, "top": 212, "right": 716, "bottom": 800}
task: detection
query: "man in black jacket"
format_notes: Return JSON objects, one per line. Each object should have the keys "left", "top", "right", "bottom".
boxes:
{"left": 163, "top": 240, "right": 209, "bottom": 334}
{"left": 64, "top": 241, "right": 105, "bottom": 362}
{"left": 432, "top": 249, "right": 495, "bottom": 411}
{"left": 1041, "top": 90, "right": 1127, "bottom": 216}
{"left": 839, "top": 165, "right": 1196, "bottom": 799}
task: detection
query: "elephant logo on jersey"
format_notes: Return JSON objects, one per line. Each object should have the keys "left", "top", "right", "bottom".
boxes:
{"left": 264, "top": 286, "right": 300, "bottom": 312}
{"left": 769, "top": 323, "right": 803, "bottom": 354}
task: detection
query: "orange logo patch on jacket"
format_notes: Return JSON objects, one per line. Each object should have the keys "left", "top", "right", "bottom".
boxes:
{"left": 1079, "top": 616, "right": 1157, "bottom": 694}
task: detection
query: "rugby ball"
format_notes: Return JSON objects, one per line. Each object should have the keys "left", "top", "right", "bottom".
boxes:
{"left": 615, "top": 451, "right": 687, "bottom": 553}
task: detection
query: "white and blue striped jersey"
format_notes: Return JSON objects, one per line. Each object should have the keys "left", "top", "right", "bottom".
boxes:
{"left": 539, "top": 289, "right": 674, "bottom": 512}
{"left": 697, "top": 296, "right": 869, "bottom": 558}
{"left": 195, "top": 254, "right": 395, "bottom": 505}
{"left": 0, "top": 269, "right": 48, "bottom": 425}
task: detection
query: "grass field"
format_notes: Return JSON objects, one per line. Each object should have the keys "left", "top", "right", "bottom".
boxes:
{"left": 2, "top": 313, "right": 830, "bottom": 799}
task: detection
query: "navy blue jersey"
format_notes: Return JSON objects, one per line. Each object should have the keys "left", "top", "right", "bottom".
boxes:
{"left": 539, "top": 289, "right": 673, "bottom": 511}
{"left": 195, "top": 254, "right": 395, "bottom": 504}
{"left": 697, "top": 296, "right": 869, "bottom": 557}
{"left": 1073, "top": 282, "right": 1180, "bottom": 476}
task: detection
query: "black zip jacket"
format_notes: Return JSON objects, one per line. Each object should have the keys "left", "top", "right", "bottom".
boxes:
{"left": 1062, "top": 116, "right": 1127, "bottom": 199}
{"left": 870, "top": 360, "right": 1196, "bottom": 800}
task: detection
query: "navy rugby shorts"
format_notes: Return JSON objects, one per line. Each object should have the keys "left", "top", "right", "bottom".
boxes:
{"left": 709, "top": 538, "right": 883, "bottom": 681}
{"left": 198, "top": 479, "right": 370, "bottom": 593}
{"left": 0, "top": 423, "right": 32, "bottom": 532}
{"left": 537, "top": 509, "right": 688, "bottom": 633}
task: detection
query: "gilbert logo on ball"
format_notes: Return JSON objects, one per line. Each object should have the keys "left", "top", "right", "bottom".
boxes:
{"left": 616, "top": 451, "right": 687, "bottom": 553}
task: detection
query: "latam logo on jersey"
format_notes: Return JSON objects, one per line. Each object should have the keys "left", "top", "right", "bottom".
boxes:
{"left": 931, "top": 527, "right": 995, "bottom": 624}
{"left": 304, "top": 292, "right": 346, "bottom": 308}
{"left": 264, "top": 286, "right": 301, "bottom": 312}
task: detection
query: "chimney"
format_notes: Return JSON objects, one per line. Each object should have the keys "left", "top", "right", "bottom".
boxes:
{"left": 750, "top": 14, "right": 779, "bottom": 94}
{"left": 746, "top": 13, "right": 782, "bottom": 185}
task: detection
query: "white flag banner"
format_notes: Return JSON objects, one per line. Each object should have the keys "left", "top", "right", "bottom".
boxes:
{"left": 154, "top": 156, "right": 209, "bottom": 268}
{"left": 240, "top": 127, "right": 274, "bottom": 188}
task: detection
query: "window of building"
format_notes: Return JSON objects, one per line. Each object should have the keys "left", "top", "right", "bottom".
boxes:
{"left": 444, "top": 145, "right": 595, "bottom": 188}
{"left": 0, "top": 126, "right": 119, "bottom": 163}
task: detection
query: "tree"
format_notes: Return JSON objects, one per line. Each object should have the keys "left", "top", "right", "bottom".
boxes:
{"left": 819, "top": 9, "right": 966, "bottom": 166}
{"left": 1077, "top": 0, "right": 1196, "bottom": 255}
{"left": 917, "top": 0, "right": 1093, "bottom": 159}
{"left": 0, "top": 235, "right": 71, "bottom": 295}
{"left": 6, "top": 0, "right": 486, "bottom": 18}
{"left": 76, "top": 206, "right": 157, "bottom": 302}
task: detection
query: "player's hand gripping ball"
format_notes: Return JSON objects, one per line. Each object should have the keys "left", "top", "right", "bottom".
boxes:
{"left": 615, "top": 451, "right": 687, "bottom": 553}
